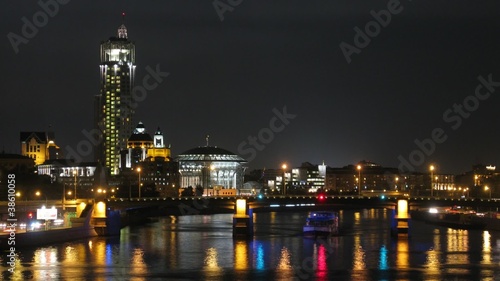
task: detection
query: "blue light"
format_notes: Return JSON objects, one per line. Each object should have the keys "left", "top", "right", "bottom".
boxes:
{"left": 255, "top": 242, "right": 264, "bottom": 270}
{"left": 379, "top": 245, "right": 388, "bottom": 270}
{"left": 381, "top": 195, "right": 386, "bottom": 200}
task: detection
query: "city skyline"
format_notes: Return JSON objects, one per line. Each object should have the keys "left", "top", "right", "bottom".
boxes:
{"left": 2, "top": 1, "right": 500, "bottom": 174}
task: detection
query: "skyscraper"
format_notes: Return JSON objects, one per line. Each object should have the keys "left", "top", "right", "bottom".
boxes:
{"left": 95, "top": 16, "right": 136, "bottom": 175}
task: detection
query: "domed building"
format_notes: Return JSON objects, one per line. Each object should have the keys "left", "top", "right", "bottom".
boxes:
{"left": 177, "top": 146, "right": 247, "bottom": 195}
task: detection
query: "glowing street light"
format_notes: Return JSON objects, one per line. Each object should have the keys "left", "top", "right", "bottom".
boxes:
{"left": 357, "top": 165, "right": 362, "bottom": 195}
{"left": 73, "top": 169, "right": 78, "bottom": 200}
{"left": 282, "top": 163, "right": 288, "bottom": 196}
{"left": 36, "top": 191, "right": 47, "bottom": 205}
{"left": 429, "top": 165, "right": 435, "bottom": 197}
{"left": 137, "top": 167, "right": 142, "bottom": 199}
{"left": 485, "top": 185, "right": 492, "bottom": 199}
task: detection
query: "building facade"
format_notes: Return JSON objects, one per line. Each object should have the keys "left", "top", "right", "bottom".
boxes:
{"left": 95, "top": 21, "right": 136, "bottom": 175}
{"left": 177, "top": 146, "right": 247, "bottom": 193}
{"left": 118, "top": 122, "right": 176, "bottom": 197}
{"left": 20, "top": 132, "right": 60, "bottom": 165}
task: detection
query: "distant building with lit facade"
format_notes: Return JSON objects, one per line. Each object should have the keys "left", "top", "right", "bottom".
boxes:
{"left": 291, "top": 162, "right": 327, "bottom": 191}
{"left": 456, "top": 164, "right": 498, "bottom": 198}
{"left": 119, "top": 122, "right": 177, "bottom": 197}
{"left": 248, "top": 162, "right": 327, "bottom": 194}
{"left": 37, "top": 159, "right": 100, "bottom": 197}
{"left": 323, "top": 161, "right": 422, "bottom": 194}
{"left": 94, "top": 20, "right": 136, "bottom": 175}
{"left": 177, "top": 146, "right": 246, "bottom": 194}
{"left": 20, "top": 131, "right": 60, "bottom": 165}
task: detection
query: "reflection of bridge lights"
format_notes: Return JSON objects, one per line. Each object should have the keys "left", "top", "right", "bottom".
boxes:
{"left": 352, "top": 236, "right": 366, "bottom": 271}
{"left": 234, "top": 241, "right": 248, "bottom": 270}
{"left": 379, "top": 245, "right": 388, "bottom": 270}
{"left": 204, "top": 247, "right": 221, "bottom": 270}
{"left": 130, "top": 248, "right": 148, "bottom": 276}
{"left": 483, "top": 231, "right": 492, "bottom": 264}
{"left": 255, "top": 242, "right": 265, "bottom": 270}
{"left": 396, "top": 240, "right": 409, "bottom": 269}
{"left": 277, "top": 247, "right": 292, "bottom": 270}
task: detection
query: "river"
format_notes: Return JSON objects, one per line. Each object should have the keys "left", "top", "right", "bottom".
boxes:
{"left": 2, "top": 208, "right": 500, "bottom": 280}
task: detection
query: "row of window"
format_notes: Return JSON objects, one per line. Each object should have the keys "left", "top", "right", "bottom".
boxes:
{"left": 27, "top": 145, "right": 41, "bottom": 153}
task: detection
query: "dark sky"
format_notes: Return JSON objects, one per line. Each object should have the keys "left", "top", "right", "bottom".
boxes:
{"left": 2, "top": 1, "right": 500, "bottom": 174}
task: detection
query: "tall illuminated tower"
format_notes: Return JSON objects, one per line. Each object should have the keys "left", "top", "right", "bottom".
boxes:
{"left": 95, "top": 14, "right": 136, "bottom": 175}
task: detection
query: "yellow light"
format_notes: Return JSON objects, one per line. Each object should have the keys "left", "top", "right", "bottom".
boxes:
{"left": 397, "top": 199, "right": 409, "bottom": 219}
{"left": 430, "top": 165, "right": 434, "bottom": 171}
{"left": 282, "top": 164, "right": 287, "bottom": 170}
{"left": 236, "top": 199, "right": 247, "bottom": 216}
{"left": 94, "top": 202, "right": 106, "bottom": 218}
{"left": 357, "top": 165, "right": 361, "bottom": 170}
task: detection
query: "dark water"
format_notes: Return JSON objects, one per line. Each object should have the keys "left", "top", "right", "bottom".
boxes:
{"left": 2, "top": 209, "right": 500, "bottom": 280}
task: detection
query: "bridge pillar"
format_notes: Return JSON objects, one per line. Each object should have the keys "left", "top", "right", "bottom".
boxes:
{"left": 92, "top": 200, "right": 121, "bottom": 236}
{"left": 391, "top": 199, "right": 411, "bottom": 237}
{"left": 233, "top": 199, "right": 253, "bottom": 238}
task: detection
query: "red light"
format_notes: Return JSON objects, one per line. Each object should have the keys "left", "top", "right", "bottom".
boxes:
{"left": 318, "top": 194, "right": 325, "bottom": 200}
{"left": 28, "top": 212, "right": 33, "bottom": 219}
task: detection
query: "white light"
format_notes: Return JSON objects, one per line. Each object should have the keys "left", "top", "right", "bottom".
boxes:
{"left": 429, "top": 208, "right": 438, "bottom": 214}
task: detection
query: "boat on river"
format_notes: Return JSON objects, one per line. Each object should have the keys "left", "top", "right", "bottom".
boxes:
{"left": 0, "top": 204, "right": 98, "bottom": 249}
{"left": 411, "top": 206, "right": 486, "bottom": 230}
{"left": 303, "top": 211, "right": 339, "bottom": 236}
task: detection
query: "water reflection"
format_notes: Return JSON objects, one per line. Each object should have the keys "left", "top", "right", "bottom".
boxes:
{"left": 315, "top": 243, "right": 327, "bottom": 280}
{"left": 130, "top": 248, "right": 147, "bottom": 280}
{"left": 254, "top": 241, "right": 265, "bottom": 270}
{"left": 1, "top": 210, "right": 500, "bottom": 280}
{"left": 276, "top": 247, "right": 292, "bottom": 270}
{"left": 234, "top": 241, "right": 248, "bottom": 270}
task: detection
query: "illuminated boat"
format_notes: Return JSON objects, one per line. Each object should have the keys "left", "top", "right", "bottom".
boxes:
{"left": 303, "top": 211, "right": 339, "bottom": 236}
{"left": 0, "top": 205, "right": 98, "bottom": 249}
{"left": 411, "top": 207, "right": 486, "bottom": 230}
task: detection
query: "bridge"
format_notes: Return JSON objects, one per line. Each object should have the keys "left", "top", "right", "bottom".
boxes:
{"left": 0, "top": 195, "right": 498, "bottom": 237}
{"left": 2, "top": 195, "right": 499, "bottom": 217}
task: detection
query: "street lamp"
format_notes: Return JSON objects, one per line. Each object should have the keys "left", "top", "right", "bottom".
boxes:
{"left": 282, "top": 164, "right": 287, "bottom": 196}
{"left": 16, "top": 192, "right": 26, "bottom": 211}
{"left": 62, "top": 183, "right": 66, "bottom": 210}
{"left": 73, "top": 169, "right": 77, "bottom": 200}
{"left": 485, "top": 186, "right": 492, "bottom": 199}
{"left": 36, "top": 191, "right": 47, "bottom": 205}
{"left": 137, "top": 167, "right": 142, "bottom": 199}
{"left": 429, "top": 165, "right": 435, "bottom": 197}
{"left": 357, "top": 165, "right": 362, "bottom": 196}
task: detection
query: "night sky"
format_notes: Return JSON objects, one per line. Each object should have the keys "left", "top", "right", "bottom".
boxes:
{"left": 2, "top": 1, "right": 500, "bottom": 174}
